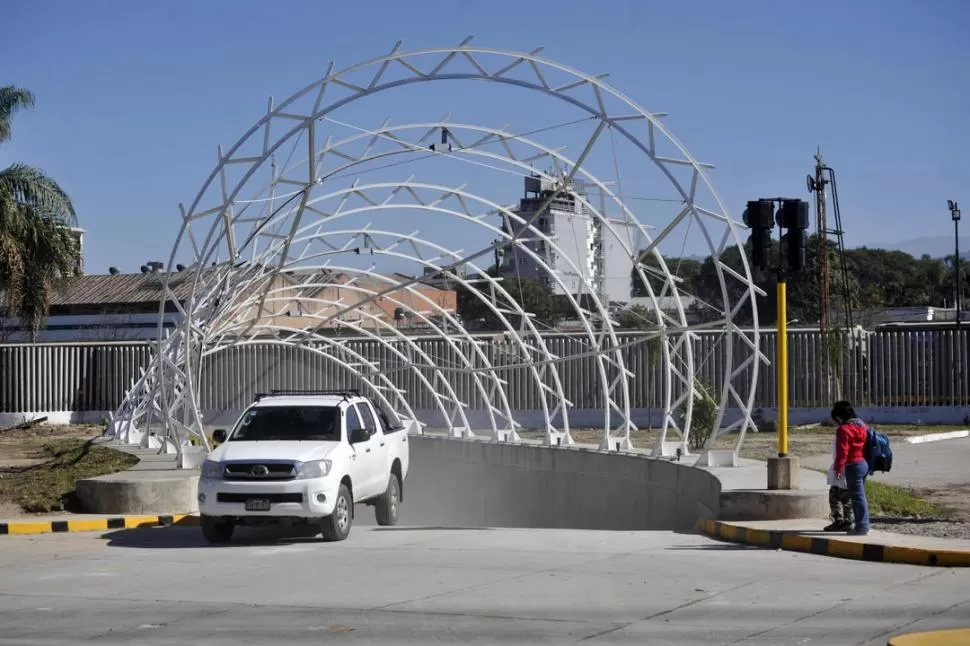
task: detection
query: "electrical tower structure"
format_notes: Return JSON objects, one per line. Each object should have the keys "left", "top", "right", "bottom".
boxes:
{"left": 807, "top": 150, "right": 853, "bottom": 402}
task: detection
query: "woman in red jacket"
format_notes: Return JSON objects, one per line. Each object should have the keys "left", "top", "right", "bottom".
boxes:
{"left": 832, "top": 400, "right": 870, "bottom": 535}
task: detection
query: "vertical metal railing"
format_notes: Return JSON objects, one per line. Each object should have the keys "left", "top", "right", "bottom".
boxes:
{"left": 1, "top": 328, "right": 968, "bottom": 415}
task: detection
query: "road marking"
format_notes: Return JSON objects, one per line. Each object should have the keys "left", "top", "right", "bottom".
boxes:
{"left": 904, "top": 430, "right": 970, "bottom": 444}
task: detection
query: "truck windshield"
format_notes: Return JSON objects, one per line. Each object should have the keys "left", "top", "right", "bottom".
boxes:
{"left": 229, "top": 406, "right": 341, "bottom": 442}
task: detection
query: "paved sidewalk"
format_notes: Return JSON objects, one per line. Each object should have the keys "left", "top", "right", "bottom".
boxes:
{"left": 697, "top": 518, "right": 970, "bottom": 567}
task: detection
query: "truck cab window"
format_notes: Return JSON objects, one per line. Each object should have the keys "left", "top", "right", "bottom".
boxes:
{"left": 357, "top": 403, "right": 377, "bottom": 434}
{"left": 345, "top": 404, "right": 363, "bottom": 434}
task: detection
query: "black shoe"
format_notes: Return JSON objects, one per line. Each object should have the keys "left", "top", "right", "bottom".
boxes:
{"left": 823, "top": 521, "right": 851, "bottom": 532}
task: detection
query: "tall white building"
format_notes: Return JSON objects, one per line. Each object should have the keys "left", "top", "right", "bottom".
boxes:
{"left": 70, "top": 227, "right": 85, "bottom": 274}
{"left": 499, "top": 176, "right": 638, "bottom": 304}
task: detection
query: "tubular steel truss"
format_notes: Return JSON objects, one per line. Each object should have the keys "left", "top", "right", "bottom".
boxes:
{"left": 108, "top": 39, "right": 766, "bottom": 465}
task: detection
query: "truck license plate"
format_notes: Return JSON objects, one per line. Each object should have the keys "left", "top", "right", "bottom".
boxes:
{"left": 245, "top": 498, "right": 271, "bottom": 511}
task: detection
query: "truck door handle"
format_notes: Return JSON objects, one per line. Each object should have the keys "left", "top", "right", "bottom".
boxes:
{"left": 365, "top": 448, "right": 371, "bottom": 453}
{"left": 380, "top": 442, "right": 385, "bottom": 447}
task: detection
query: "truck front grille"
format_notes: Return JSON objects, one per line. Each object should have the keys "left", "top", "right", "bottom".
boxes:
{"left": 223, "top": 462, "right": 295, "bottom": 481}
{"left": 216, "top": 492, "right": 304, "bottom": 503}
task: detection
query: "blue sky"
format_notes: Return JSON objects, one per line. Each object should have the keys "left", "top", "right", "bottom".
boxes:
{"left": 2, "top": 0, "right": 968, "bottom": 274}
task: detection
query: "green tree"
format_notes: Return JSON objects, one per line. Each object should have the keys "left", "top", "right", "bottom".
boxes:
{"left": 631, "top": 252, "right": 702, "bottom": 298}
{"left": 0, "top": 86, "right": 80, "bottom": 338}
{"left": 456, "top": 268, "right": 566, "bottom": 330}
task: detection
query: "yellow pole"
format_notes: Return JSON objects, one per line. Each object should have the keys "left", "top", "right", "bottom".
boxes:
{"left": 777, "top": 280, "right": 788, "bottom": 457}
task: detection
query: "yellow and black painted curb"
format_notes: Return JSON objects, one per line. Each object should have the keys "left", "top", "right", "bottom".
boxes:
{"left": 696, "top": 519, "right": 970, "bottom": 568}
{"left": 0, "top": 514, "right": 199, "bottom": 536}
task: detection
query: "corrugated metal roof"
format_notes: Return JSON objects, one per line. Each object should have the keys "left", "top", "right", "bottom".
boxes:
{"left": 34, "top": 272, "right": 199, "bottom": 306}
{"left": 1, "top": 267, "right": 450, "bottom": 309}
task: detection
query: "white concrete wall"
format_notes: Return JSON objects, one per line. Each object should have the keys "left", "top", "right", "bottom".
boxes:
{"left": 397, "top": 436, "right": 720, "bottom": 531}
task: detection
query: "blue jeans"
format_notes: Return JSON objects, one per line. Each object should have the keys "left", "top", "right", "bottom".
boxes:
{"left": 845, "top": 460, "right": 870, "bottom": 532}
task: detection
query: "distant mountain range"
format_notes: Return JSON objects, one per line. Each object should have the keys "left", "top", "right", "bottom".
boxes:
{"left": 868, "top": 236, "right": 970, "bottom": 260}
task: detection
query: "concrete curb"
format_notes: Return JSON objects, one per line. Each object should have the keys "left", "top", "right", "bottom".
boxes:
{"left": 0, "top": 514, "right": 199, "bottom": 536}
{"left": 887, "top": 628, "right": 970, "bottom": 644}
{"left": 695, "top": 519, "right": 970, "bottom": 567}
{"left": 904, "top": 430, "right": 970, "bottom": 444}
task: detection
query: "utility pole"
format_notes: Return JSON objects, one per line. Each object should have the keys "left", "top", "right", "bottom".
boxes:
{"left": 949, "top": 200, "right": 962, "bottom": 404}
{"left": 811, "top": 150, "right": 833, "bottom": 403}
{"left": 949, "top": 201, "right": 962, "bottom": 331}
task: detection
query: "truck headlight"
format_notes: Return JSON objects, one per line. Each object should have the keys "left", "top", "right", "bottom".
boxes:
{"left": 294, "top": 459, "right": 331, "bottom": 479}
{"left": 201, "top": 460, "right": 223, "bottom": 479}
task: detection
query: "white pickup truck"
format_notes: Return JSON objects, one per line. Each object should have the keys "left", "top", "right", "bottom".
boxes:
{"left": 197, "top": 390, "right": 409, "bottom": 543}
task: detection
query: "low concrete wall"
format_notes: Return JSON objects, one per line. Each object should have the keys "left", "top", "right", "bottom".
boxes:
{"left": 397, "top": 436, "right": 720, "bottom": 531}
{"left": 718, "top": 490, "right": 828, "bottom": 522}
{"left": 76, "top": 471, "right": 200, "bottom": 515}
{"left": 76, "top": 436, "right": 720, "bottom": 530}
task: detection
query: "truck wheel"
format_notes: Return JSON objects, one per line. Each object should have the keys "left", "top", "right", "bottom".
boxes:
{"left": 321, "top": 484, "right": 353, "bottom": 541}
{"left": 375, "top": 473, "right": 400, "bottom": 526}
{"left": 201, "top": 515, "right": 234, "bottom": 544}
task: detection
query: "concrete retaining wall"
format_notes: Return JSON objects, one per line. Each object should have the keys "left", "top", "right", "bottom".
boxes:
{"left": 77, "top": 436, "right": 721, "bottom": 531}
{"left": 397, "top": 437, "right": 720, "bottom": 531}
{"left": 75, "top": 471, "right": 200, "bottom": 516}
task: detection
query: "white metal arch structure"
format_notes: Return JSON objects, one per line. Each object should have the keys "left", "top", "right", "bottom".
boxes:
{"left": 110, "top": 39, "right": 765, "bottom": 464}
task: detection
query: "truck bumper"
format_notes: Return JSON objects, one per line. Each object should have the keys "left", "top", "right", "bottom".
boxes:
{"left": 197, "top": 476, "right": 340, "bottom": 519}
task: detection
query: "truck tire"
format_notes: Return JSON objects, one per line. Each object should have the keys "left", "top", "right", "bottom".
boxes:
{"left": 375, "top": 473, "right": 400, "bottom": 526}
{"left": 321, "top": 484, "right": 353, "bottom": 541}
{"left": 201, "top": 515, "right": 234, "bottom": 544}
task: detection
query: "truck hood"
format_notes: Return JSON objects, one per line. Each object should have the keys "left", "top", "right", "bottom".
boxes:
{"left": 209, "top": 440, "right": 341, "bottom": 464}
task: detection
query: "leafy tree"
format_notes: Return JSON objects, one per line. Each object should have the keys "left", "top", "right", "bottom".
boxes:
{"left": 631, "top": 252, "right": 702, "bottom": 298}
{"left": 456, "top": 267, "right": 566, "bottom": 330}
{"left": 0, "top": 86, "right": 80, "bottom": 338}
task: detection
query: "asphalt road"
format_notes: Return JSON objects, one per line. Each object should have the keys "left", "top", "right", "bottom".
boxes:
{"left": 0, "top": 524, "right": 968, "bottom": 645}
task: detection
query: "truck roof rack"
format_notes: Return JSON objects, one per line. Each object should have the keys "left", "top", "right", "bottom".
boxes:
{"left": 254, "top": 389, "right": 361, "bottom": 401}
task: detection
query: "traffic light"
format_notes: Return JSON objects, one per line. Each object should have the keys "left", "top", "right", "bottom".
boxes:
{"left": 742, "top": 199, "right": 774, "bottom": 271}
{"left": 776, "top": 199, "right": 809, "bottom": 230}
{"left": 781, "top": 231, "right": 807, "bottom": 272}
{"left": 777, "top": 199, "right": 810, "bottom": 272}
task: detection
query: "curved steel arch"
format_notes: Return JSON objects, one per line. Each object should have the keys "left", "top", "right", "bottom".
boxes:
{"left": 109, "top": 40, "right": 763, "bottom": 465}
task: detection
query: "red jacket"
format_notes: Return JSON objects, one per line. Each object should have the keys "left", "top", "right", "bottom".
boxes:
{"left": 834, "top": 419, "right": 868, "bottom": 475}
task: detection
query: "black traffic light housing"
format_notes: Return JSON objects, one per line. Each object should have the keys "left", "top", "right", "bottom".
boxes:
{"left": 741, "top": 197, "right": 811, "bottom": 274}
{"left": 776, "top": 199, "right": 810, "bottom": 272}
{"left": 742, "top": 199, "right": 775, "bottom": 271}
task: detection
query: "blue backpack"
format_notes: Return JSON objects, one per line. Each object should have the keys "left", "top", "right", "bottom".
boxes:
{"left": 864, "top": 427, "right": 893, "bottom": 473}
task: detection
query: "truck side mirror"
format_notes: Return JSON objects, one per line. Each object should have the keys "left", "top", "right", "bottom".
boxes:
{"left": 212, "top": 429, "right": 227, "bottom": 444}
{"left": 349, "top": 427, "right": 369, "bottom": 444}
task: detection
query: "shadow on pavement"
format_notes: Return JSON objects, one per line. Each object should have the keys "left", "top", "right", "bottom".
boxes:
{"left": 101, "top": 523, "right": 496, "bottom": 548}
{"left": 665, "top": 543, "right": 760, "bottom": 551}
{"left": 370, "top": 526, "right": 494, "bottom": 532}
{"left": 101, "top": 524, "right": 327, "bottom": 549}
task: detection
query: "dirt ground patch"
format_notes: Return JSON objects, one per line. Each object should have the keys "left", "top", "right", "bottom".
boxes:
{"left": 0, "top": 423, "right": 136, "bottom": 515}
{"left": 0, "top": 423, "right": 103, "bottom": 470}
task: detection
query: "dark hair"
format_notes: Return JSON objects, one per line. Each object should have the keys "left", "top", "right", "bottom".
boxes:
{"left": 831, "top": 400, "right": 856, "bottom": 423}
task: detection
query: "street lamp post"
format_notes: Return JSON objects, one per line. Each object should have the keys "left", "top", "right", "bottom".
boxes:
{"left": 949, "top": 200, "right": 962, "bottom": 330}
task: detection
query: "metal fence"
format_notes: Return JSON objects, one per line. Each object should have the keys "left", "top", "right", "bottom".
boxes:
{"left": 1, "top": 328, "right": 967, "bottom": 415}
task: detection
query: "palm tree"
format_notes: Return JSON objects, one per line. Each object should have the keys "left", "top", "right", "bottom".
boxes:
{"left": 0, "top": 85, "right": 80, "bottom": 339}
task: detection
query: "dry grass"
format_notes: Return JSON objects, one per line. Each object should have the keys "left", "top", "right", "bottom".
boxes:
{"left": 0, "top": 438, "right": 137, "bottom": 513}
